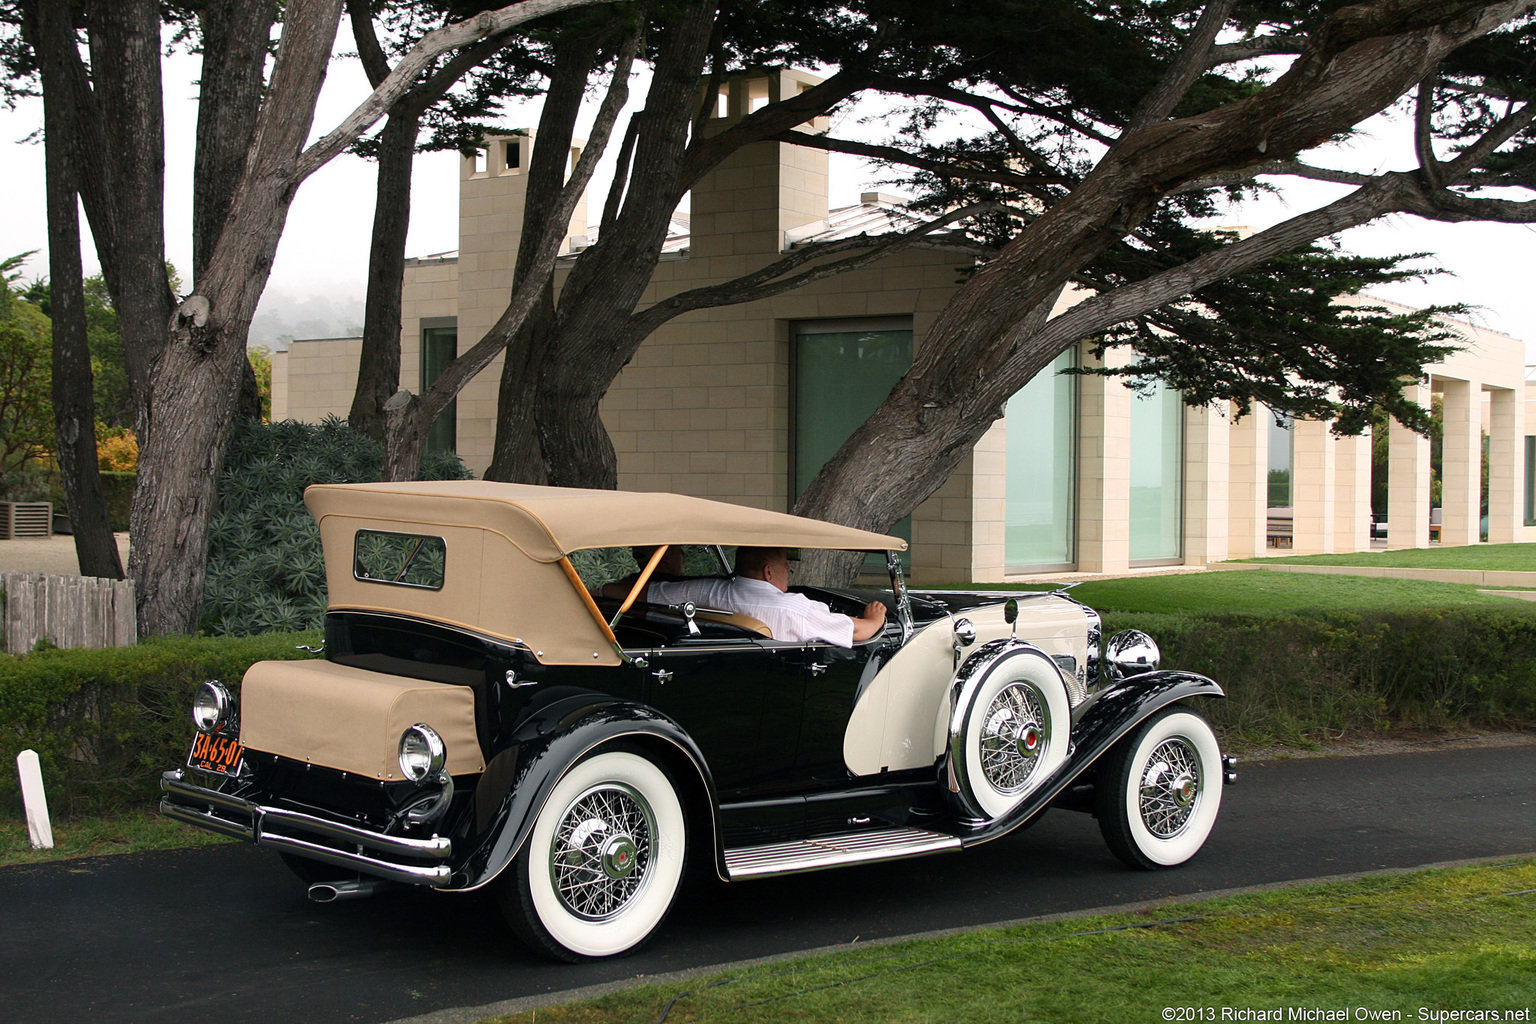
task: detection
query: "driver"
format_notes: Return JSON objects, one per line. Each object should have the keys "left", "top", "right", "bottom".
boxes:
{"left": 645, "top": 546, "right": 886, "bottom": 647}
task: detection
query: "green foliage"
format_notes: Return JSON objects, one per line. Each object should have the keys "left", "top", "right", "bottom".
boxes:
{"left": 0, "top": 631, "right": 320, "bottom": 816}
{"left": 0, "top": 255, "right": 53, "bottom": 487}
{"left": 202, "top": 418, "right": 471, "bottom": 636}
{"left": 1102, "top": 608, "right": 1536, "bottom": 746}
{"left": 247, "top": 345, "right": 273, "bottom": 422}
{"left": 21, "top": 270, "right": 141, "bottom": 429}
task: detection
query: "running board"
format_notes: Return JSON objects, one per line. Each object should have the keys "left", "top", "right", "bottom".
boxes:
{"left": 724, "top": 827, "right": 961, "bottom": 880}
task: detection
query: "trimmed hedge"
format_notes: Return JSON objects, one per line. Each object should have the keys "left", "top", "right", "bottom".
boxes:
{"left": 0, "top": 631, "right": 320, "bottom": 816}
{"left": 4, "top": 608, "right": 1534, "bottom": 817}
{"left": 1105, "top": 608, "right": 1536, "bottom": 745}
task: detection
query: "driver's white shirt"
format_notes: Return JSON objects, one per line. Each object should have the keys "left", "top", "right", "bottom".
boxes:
{"left": 647, "top": 575, "right": 855, "bottom": 647}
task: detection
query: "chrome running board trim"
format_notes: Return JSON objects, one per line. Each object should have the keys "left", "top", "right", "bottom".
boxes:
{"left": 724, "top": 826, "right": 961, "bottom": 880}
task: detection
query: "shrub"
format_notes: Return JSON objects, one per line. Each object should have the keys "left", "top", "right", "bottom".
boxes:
{"left": 202, "top": 418, "right": 470, "bottom": 636}
{"left": 1104, "top": 608, "right": 1536, "bottom": 745}
{"left": 0, "top": 632, "right": 320, "bottom": 816}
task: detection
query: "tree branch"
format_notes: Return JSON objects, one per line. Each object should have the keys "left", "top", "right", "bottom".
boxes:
{"left": 777, "top": 129, "right": 1067, "bottom": 189}
{"left": 628, "top": 202, "right": 1001, "bottom": 338}
{"left": 1124, "top": 0, "right": 1237, "bottom": 135}
{"left": 1415, "top": 77, "right": 1444, "bottom": 188}
{"left": 296, "top": 0, "right": 623, "bottom": 182}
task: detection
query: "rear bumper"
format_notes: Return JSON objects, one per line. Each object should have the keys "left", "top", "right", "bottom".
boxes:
{"left": 159, "top": 770, "right": 454, "bottom": 887}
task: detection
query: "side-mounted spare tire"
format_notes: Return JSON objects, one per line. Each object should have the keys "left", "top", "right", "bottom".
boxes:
{"left": 496, "top": 749, "right": 688, "bottom": 961}
{"left": 950, "top": 644, "right": 1073, "bottom": 820}
{"left": 1095, "top": 706, "right": 1223, "bottom": 869}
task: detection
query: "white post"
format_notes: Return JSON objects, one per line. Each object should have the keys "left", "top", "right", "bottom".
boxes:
{"left": 17, "top": 749, "right": 54, "bottom": 850}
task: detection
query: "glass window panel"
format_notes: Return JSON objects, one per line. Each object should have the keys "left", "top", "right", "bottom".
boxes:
{"left": 354, "top": 531, "right": 446, "bottom": 589}
{"left": 1129, "top": 380, "right": 1183, "bottom": 562}
{"left": 793, "top": 321, "right": 913, "bottom": 559}
{"left": 1268, "top": 413, "right": 1293, "bottom": 509}
{"left": 421, "top": 324, "right": 457, "bottom": 455}
{"left": 1525, "top": 436, "right": 1535, "bottom": 526}
{"left": 1005, "top": 349, "right": 1076, "bottom": 568}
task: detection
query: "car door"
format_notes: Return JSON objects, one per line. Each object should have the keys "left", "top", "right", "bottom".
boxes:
{"left": 641, "top": 635, "right": 802, "bottom": 799}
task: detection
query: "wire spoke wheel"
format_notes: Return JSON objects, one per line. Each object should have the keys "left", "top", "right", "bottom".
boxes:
{"left": 978, "top": 683, "right": 1049, "bottom": 795}
{"left": 549, "top": 782, "right": 655, "bottom": 921}
{"left": 956, "top": 647, "right": 1071, "bottom": 820}
{"left": 499, "top": 750, "right": 687, "bottom": 961}
{"left": 1137, "top": 738, "right": 1200, "bottom": 839}
{"left": 1097, "top": 708, "right": 1223, "bottom": 870}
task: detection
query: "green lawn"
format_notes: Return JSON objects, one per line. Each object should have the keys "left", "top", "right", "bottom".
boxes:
{"left": 1234, "top": 542, "right": 1536, "bottom": 571}
{"left": 0, "top": 808, "right": 231, "bottom": 866}
{"left": 945, "top": 569, "right": 1536, "bottom": 616}
{"left": 475, "top": 859, "right": 1536, "bottom": 1024}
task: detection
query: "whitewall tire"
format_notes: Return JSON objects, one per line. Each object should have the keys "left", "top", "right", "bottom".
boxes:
{"left": 499, "top": 750, "right": 687, "bottom": 961}
{"left": 1096, "top": 708, "right": 1223, "bottom": 869}
{"left": 956, "top": 647, "right": 1072, "bottom": 820}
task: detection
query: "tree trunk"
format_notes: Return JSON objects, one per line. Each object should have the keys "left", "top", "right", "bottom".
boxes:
{"left": 129, "top": 0, "right": 346, "bottom": 636}
{"left": 485, "top": 29, "right": 606, "bottom": 480}
{"left": 347, "top": 112, "right": 417, "bottom": 442}
{"left": 84, "top": 0, "right": 172, "bottom": 442}
{"left": 31, "top": 0, "right": 123, "bottom": 580}
{"left": 381, "top": 388, "right": 425, "bottom": 482}
{"left": 514, "top": 1, "right": 718, "bottom": 487}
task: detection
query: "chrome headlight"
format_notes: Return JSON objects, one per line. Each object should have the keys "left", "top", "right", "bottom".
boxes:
{"left": 398, "top": 724, "right": 446, "bottom": 783}
{"left": 1106, "top": 629, "right": 1160, "bottom": 679}
{"left": 192, "top": 680, "right": 235, "bottom": 734}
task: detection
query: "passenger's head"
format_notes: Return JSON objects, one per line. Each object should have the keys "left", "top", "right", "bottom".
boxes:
{"left": 632, "top": 545, "right": 684, "bottom": 576}
{"left": 736, "top": 546, "right": 790, "bottom": 592}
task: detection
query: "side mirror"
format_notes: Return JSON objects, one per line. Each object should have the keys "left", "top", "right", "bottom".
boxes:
{"left": 1003, "top": 598, "right": 1018, "bottom": 625}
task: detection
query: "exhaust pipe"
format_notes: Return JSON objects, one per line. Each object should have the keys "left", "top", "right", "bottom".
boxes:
{"left": 307, "top": 880, "right": 379, "bottom": 902}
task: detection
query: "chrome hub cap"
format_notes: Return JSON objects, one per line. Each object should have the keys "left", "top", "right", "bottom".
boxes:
{"left": 979, "top": 683, "right": 1050, "bottom": 794}
{"left": 1139, "top": 739, "right": 1201, "bottom": 838}
{"left": 549, "top": 783, "right": 654, "bottom": 921}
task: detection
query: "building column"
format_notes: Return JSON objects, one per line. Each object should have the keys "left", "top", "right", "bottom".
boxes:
{"left": 1292, "top": 417, "right": 1336, "bottom": 554}
{"left": 1183, "top": 402, "right": 1230, "bottom": 565}
{"left": 1387, "top": 382, "right": 1433, "bottom": 549}
{"left": 1439, "top": 378, "right": 1482, "bottom": 546}
{"left": 1333, "top": 429, "right": 1373, "bottom": 553}
{"left": 1486, "top": 386, "right": 1524, "bottom": 543}
{"left": 1076, "top": 350, "right": 1131, "bottom": 574}
{"left": 1226, "top": 404, "right": 1269, "bottom": 558}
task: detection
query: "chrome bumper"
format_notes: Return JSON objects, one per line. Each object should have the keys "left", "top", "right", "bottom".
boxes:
{"left": 159, "top": 770, "right": 453, "bottom": 887}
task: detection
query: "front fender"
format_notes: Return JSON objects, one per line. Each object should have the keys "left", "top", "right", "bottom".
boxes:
{"left": 454, "top": 694, "right": 719, "bottom": 890}
{"left": 960, "top": 670, "right": 1224, "bottom": 847}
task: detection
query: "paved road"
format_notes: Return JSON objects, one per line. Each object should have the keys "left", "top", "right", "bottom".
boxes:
{"left": 3, "top": 744, "right": 1533, "bottom": 1024}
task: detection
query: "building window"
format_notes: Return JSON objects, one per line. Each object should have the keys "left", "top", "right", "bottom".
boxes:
{"left": 1129, "top": 379, "right": 1183, "bottom": 563}
{"left": 1526, "top": 436, "right": 1535, "bottom": 526}
{"left": 420, "top": 318, "right": 457, "bottom": 455}
{"left": 792, "top": 318, "right": 913, "bottom": 553}
{"left": 1005, "top": 348, "right": 1076, "bottom": 571}
{"left": 504, "top": 139, "right": 521, "bottom": 171}
{"left": 1268, "top": 413, "right": 1293, "bottom": 509}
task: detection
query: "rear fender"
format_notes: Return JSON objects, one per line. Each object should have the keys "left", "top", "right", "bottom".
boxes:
{"left": 961, "top": 670, "right": 1224, "bottom": 846}
{"left": 455, "top": 693, "right": 720, "bottom": 890}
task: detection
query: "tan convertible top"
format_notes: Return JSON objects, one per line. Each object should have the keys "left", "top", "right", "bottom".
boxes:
{"left": 306, "top": 481, "right": 906, "bottom": 560}
{"left": 305, "top": 481, "right": 906, "bottom": 666}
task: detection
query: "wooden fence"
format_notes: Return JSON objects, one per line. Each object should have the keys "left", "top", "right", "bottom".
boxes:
{"left": 2, "top": 572, "right": 137, "bottom": 653}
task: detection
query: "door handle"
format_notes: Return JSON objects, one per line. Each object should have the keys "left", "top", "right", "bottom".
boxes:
{"left": 653, "top": 669, "right": 673, "bottom": 685}
{"left": 808, "top": 662, "right": 827, "bottom": 676}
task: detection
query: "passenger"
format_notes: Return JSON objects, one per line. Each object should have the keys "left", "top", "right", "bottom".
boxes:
{"left": 645, "top": 546, "right": 886, "bottom": 647}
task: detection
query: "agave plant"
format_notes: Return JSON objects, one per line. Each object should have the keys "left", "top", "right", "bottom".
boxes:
{"left": 202, "top": 417, "right": 470, "bottom": 636}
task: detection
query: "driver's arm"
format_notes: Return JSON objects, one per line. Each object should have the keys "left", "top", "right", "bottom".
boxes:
{"left": 850, "top": 600, "right": 887, "bottom": 642}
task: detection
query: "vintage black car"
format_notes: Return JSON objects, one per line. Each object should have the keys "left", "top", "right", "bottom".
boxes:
{"left": 161, "top": 481, "right": 1233, "bottom": 960}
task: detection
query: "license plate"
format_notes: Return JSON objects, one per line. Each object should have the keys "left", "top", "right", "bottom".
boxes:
{"left": 188, "top": 730, "right": 243, "bottom": 776}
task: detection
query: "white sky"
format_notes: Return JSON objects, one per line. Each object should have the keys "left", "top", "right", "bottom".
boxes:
{"left": 2, "top": 37, "right": 1533, "bottom": 363}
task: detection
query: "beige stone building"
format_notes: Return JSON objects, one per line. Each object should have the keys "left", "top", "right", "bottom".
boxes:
{"left": 272, "top": 70, "right": 1536, "bottom": 584}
